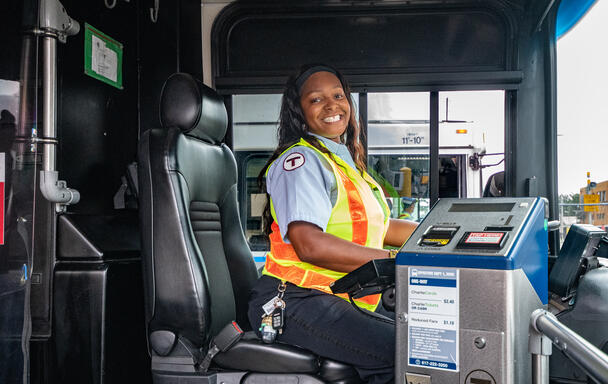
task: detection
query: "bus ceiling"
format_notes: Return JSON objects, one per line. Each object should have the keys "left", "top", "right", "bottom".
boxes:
{"left": 208, "top": 0, "right": 568, "bottom": 93}
{"left": 206, "top": 0, "right": 597, "bottom": 92}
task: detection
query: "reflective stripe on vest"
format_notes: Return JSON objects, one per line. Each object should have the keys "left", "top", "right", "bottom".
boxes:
{"left": 262, "top": 138, "right": 390, "bottom": 311}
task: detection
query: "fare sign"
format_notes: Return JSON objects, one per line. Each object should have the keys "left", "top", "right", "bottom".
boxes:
{"left": 408, "top": 267, "right": 459, "bottom": 372}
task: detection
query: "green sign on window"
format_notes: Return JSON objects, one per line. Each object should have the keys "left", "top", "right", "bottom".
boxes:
{"left": 84, "top": 23, "right": 123, "bottom": 89}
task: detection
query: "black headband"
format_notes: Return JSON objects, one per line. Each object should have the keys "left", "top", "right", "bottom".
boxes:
{"left": 295, "top": 65, "right": 338, "bottom": 94}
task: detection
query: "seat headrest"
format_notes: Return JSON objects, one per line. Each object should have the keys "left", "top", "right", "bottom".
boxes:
{"left": 159, "top": 73, "right": 228, "bottom": 144}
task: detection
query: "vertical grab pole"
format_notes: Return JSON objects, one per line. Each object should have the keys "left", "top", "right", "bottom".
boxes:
{"left": 529, "top": 310, "right": 552, "bottom": 384}
{"left": 42, "top": 36, "right": 57, "bottom": 173}
{"left": 531, "top": 354, "right": 550, "bottom": 384}
{"left": 37, "top": 0, "right": 80, "bottom": 209}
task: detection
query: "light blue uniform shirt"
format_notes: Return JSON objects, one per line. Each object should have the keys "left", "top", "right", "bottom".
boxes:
{"left": 266, "top": 134, "right": 357, "bottom": 243}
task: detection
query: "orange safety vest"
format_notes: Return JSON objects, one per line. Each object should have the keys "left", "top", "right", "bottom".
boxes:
{"left": 262, "top": 138, "right": 391, "bottom": 311}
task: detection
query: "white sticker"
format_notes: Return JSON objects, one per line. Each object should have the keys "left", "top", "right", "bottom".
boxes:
{"left": 0, "top": 152, "right": 4, "bottom": 180}
{"left": 283, "top": 152, "right": 305, "bottom": 171}
{"left": 408, "top": 267, "right": 459, "bottom": 372}
{"left": 465, "top": 232, "right": 504, "bottom": 244}
{"left": 91, "top": 35, "right": 118, "bottom": 82}
{"left": 262, "top": 296, "right": 281, "bottom": 316}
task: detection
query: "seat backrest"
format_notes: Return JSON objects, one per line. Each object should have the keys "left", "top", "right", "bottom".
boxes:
{"left": 138, "top": 73, "right": 259, "bottom": 355}
{"left": 483, "top": 171, "right": 505, "bottom": 197}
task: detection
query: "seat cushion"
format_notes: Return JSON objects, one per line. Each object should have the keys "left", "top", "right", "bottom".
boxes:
{"left": 213, "top": 332, "right": 319, "bottom": 373}
{"left": 213, "top": 332, "right": 362, "bottom": 383}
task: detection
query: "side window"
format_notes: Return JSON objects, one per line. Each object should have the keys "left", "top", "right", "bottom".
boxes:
{"left": 236, "top": 153, "right": 269, "bottom": 250}
{"left": 557, "top": 2, "right": 606, "bottom": 239}
{"left": 232, "top": 95, "right": 281, "bottom": 261}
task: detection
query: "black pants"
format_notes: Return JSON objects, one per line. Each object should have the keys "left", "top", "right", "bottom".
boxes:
{"left": 248, "top": 275, "right": 395, "bottom": 384}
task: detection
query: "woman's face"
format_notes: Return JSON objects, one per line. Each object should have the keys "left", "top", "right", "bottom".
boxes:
{"left": 299, "top": 71, "right": 351, "bottom": 143}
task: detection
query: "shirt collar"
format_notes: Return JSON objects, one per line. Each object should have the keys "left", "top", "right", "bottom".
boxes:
{"left": 309, "top": 133, "right": 345, "bottom": 153}
{"left": 309, "top": 133, "right": 357, "bottom": 170}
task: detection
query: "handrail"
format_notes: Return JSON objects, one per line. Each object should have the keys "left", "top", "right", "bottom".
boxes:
{"left": 38, "top": 0, "right": 80, "bottom": 211}
{"left": 529, "top": 309, "right": 608, "bottom": 384}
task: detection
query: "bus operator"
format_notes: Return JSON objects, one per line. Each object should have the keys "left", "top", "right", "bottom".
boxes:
{"left": 248, "top": 64, "right": 418, "bottom": 384}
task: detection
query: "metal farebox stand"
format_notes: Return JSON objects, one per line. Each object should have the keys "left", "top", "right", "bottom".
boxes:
{"left": 395, "top": 198, "right": 548, "bottom": 384}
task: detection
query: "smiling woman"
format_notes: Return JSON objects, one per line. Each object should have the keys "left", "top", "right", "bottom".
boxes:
{"left": 299, "top": 71, "right": 351, "bottom": 143}
{"left": 247, "top": 64, "right": 418, "bottom": 384}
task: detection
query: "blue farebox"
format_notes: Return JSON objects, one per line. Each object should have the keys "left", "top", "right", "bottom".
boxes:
{"left": 395, "top": 198, "right": 549, "bottom": 382}
{"left": 396, "top": 197, "right": 548, "bottom": 304}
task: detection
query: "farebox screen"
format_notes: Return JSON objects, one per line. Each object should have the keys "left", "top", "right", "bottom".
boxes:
{"left": 448, "top": 202, "right": 515, "bottom": 213}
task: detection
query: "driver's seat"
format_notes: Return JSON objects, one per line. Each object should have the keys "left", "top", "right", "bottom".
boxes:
{"left": 138, "top": 73, "right": 362, "bottom": 384}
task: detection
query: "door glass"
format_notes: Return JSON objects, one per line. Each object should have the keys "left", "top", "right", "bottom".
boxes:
{"left": 438, "top": 91, "right": 505, "bottom": 198}
{"left": 1, "top": 1, "right": 38, "bottom": 381}
{"left": 367, "top": 92, "right": 431, "bottom": 221}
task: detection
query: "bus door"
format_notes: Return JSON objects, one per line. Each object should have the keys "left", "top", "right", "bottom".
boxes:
{"left": 1, "top": 1, "right": 40, "bottom": 381}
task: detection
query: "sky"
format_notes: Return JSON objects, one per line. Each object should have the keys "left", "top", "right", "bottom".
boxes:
{"left": 557, "top": 0, "right": 608, "bottom": 195}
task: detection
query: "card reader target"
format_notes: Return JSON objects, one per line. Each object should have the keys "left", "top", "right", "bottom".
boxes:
{"left": 418, "top": 226, "right": 460, "bottom": 247}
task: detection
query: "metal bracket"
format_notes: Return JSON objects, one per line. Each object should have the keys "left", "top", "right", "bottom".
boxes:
{"left": 529, "top": 309, "right": 553, "bottom": 357}
{"left": 39, "top": 171, "right": 81, "bottom": 212}
{"left": 39, "top": 0, "right": 80, "bottom": 43}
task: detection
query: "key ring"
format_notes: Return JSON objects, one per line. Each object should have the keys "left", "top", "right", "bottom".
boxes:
{"left": 277, "top": 282, "right": 287, "bottom": 299}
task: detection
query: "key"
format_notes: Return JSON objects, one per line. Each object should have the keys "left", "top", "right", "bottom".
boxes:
{"left": 271, "top": 306, "right": 284, "bottom": 334}
{"left": 260, "top": 315, "right": 277, "bottom": 343}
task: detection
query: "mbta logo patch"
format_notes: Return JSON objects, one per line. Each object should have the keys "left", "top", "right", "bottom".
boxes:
{"left": 283, "top": 152, "right": 305, "bottom": 171}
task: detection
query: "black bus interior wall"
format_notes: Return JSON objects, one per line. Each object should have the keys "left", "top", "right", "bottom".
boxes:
{"left": 58, "top": 0, "right": 202, "bottom": 214}
{"left": 0, "top": 0, "right": 201, "bottom": 383}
